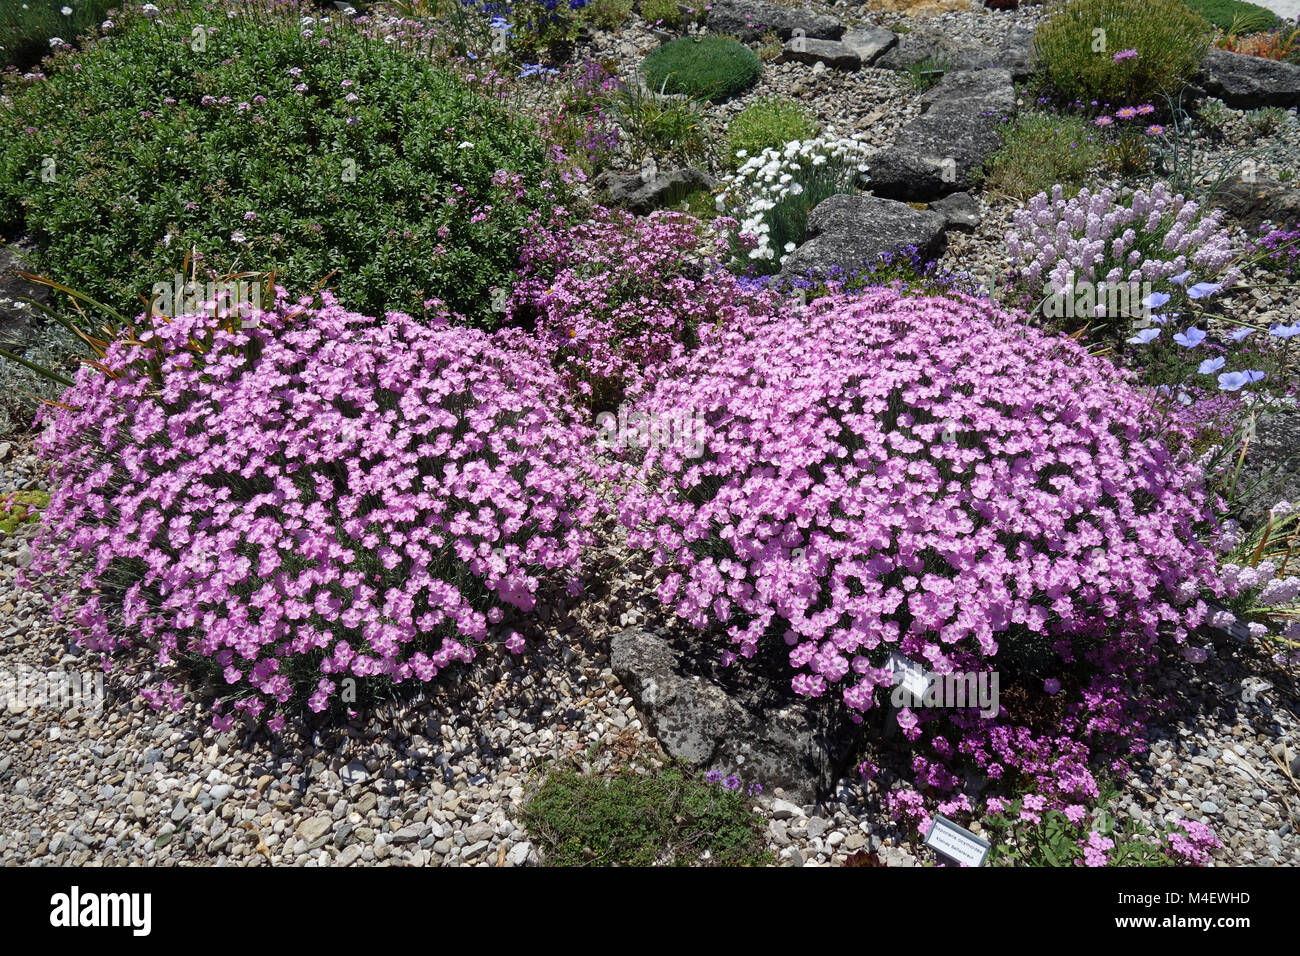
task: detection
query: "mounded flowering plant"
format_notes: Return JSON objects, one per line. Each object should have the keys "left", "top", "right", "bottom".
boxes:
{"left": 25, "top": 293, "right": 604, "bottom": 730}
{"left": 618, "top": 289, "right": 1224, "bottom": 799}
{"left": 508, "top": 206, "right": 776, "bottom": 407}
{"left": 1005, "top": 183, "right": 1239, "bottom": 338}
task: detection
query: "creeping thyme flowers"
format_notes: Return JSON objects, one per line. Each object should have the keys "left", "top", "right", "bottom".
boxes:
{"left": 619, "top": 289, "right": 1221, "bottom": 798}
{"left": 26, "top": 295, "right": 604, "bottom": 729}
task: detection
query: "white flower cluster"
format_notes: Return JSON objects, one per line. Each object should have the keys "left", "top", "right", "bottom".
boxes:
{"left": 715, "top": 133, "right": 871, "bottom": 266}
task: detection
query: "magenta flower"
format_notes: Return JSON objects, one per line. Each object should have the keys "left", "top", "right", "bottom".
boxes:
{"left": 1112, "top": 49, "right": 1137, "bottom": 62}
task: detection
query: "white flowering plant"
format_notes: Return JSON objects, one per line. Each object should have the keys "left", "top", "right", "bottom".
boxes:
{"left": 714, "top": 133, "right": 871, "bottom": 275}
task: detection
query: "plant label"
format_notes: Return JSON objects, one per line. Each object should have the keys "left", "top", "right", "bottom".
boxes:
{"left": 924, "top": 814, "right": 990, "bottom": 867}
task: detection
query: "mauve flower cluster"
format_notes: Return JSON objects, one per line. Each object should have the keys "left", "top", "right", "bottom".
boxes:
{"left": 508, "top": 206, "right": 773, "bottom": 402}
{"left": 618, "top": 289, "right": 1223, "bottom": 796}
{"left": 25, "top": 294, "right": 603, "bottom": 729}
{"left": 1006, "top": 183, "right": 1239, "bottom": 302}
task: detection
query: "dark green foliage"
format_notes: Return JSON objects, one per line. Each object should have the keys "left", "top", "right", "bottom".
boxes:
{"left": 518, "top": 763, "right": 772, "bottom": 866}
{"left": 0, "top": 4, "right": 560, "bottom": 327}
{"left": 642, "top": 35, "right": 761, "bottom": 103}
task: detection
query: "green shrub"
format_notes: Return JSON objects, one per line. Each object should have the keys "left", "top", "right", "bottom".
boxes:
{"left": 973, "top": 112, "right": 1102, "bottom": 200}
{"left": 640, "top": 0, "right": 688, "bottom": 28}
{"left": 518, "top": 763, "right": 772, "bottom": 866}
{"left": 1183, "top": 0, "right": 1277, "bottom": 33}
{"left": 904, "top": 54, "right": 951, "bottom": 92}
{"left": 0, "top": 3, "right": 559, "bottom": 328}
{"left": 610, "top": 79, "right": 713, "bottom": 164}
{"left": 725, "top": 95, "right": 819, "bottom": 169}
{"left": 0, "top": 0, "right": 116, "bottom": 72}
{"left": 1034, "top": 0, "right": 1213, "bottom": 105}
{"left": 642, "top": 35, "right": 761, "bottom": 103}
{"left": 583, "top": 0, "right": 635, "bottom": 31}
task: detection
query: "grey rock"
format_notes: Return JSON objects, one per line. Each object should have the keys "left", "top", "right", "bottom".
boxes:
{"left": 1232, "top": 404, "right": 1300, "bottom": 531}
{"left": 805, "top": 816, "right": 827, "bottom": 839}
{"left": 209, "top": 784, "right": 232, "bottom": 804}
{"left": 874, "top": 27, "right": 998, "bottom": 73}
{"left": 867, "top": 110, "right": 1005, "bottom": 200}
{"left": 780, "top": 39, "right": 860, "bottom": 71}
{"left": 463, "top": 821, "right": 494, "bottom": 844}
{"left": 463, "top": 840, "right": 490, "bottom": 860}
{"left": 340, "top": 761, "right": 369, "bottom": 786}
{"left": 771, "top": 798, "right": 804, "bottom": 820}
{"left": 1196, "top": 49, "right": 1300, "bottom": 110}
{"left": 1201, "top": 801, "right": 1220, "bottom": 815}
{"left": 706, "top": 0, "right": 845, "bottom": 43}
{"left": 337, "top": 844, "right": 362, "bottom": 866}
{"left": 391, "top": 826, "right": 422, "bottom": 845}
{"left": 928, "top": 191, "right": 982, "bottom": 232}
{"left": 507, "top": 841, "right": 533, "bottom": 867}
{"left": 994, "top": 26, "right": 1036, "bottom": 82}
{"left": 780, "top": 195, "right": 948, "bottom": 279}
{"left": 595, "top": 166, "right": 714, "bottom": 215}
{"left": 841, "top": 27, "right": 897, "bottom": 67}
{"left": 296, "top": 815, "right": 333, "bottom": 847}
{"left": 920, "top": 68, "right": 1016, "bottom": 118}
{"left": 610, "top": 629, "right": 857, "bottom": 803}
{"left": 1212, "top": 179, "right": 1300, "bottom": 234}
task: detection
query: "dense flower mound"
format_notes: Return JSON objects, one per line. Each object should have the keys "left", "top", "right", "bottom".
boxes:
{"left": 619, "top": 290, "right": 1224, "bottom": 797}
{"left": 26, "top": 295, "right": 604, "bottom": 729}
{"left": 508, "top": 206, "right": 774, "bottom": 404}
{"left": 1007, "top": 183, "right": 1238, "bottom": 301}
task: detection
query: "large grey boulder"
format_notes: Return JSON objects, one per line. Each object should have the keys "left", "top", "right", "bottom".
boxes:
{"left": 841, "top": 27, "right": 897, "bottom": 67}
{"left": 779, "top": 37, "right": 861, "bottom": 70}
{"left": 869, "top": 69, "right": 1014, "bottom": 201}
{"left": 868, "top": 112, "right": 1006, "bottom": 200}
{"left": 873, "top": 26, "right": 998, "bottom": 72}
{"left": 779, "top": 194, "right": 948, "bottom": 279}
{"left": 993, "top": 26, "right": 1036, "bottom": 82}
{"left": 1196, "top": 48, "right": 1300, "bottom": 109}
{"left": 1212, "top": 179, "right": 1300, "bottom": 233}
{"left": 595, "top": 166, "right": 713, "bottom": 214}
{"left": 919, "top": 67, "right": 1017, "bottom": 116}
{"left": 705, "top": 0, "right": 845, "bottom": 43}
{"left": 610, "top": 629, "right": 857, "bottom": 803}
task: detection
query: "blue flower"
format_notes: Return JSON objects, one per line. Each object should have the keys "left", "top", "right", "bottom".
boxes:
{"left": 1228, "top": 327, "right": 1255, "bottom": 342}
{"left": 1127, "top": 328, "right": 1160, "bottom": 345}
{"left": 1270, "top": 323, "right": 1300, "bottom": 339}
{"left": 1173, "top": 327, "right": 1206, "bottom": 347}
{"left": 1187, "top": 281, "right": 1222, "bottom": 299}
{"left": 1219, "top": 370, "right": 1266, "bottom": 391}
{"left": 1198, "top": 356, "right": 1226, "bottom": 374}
{"left": 1169, "top": 270, "right": 1192, "bottom": 285}
{"left": 1142, "top": 291, "right": 1171, "bottom": 309}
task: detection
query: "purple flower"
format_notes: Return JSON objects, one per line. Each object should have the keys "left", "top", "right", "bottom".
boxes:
{"left": 1044, "top": 678, "right": 1061, "bottom": 695}
{"left": 1112, "top": 49, "right": 1137, "bottom": 62}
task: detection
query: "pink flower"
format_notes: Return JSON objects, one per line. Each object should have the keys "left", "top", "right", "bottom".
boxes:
{"left": 1112, "top": 49, "right": 1137, "bottom": 62}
